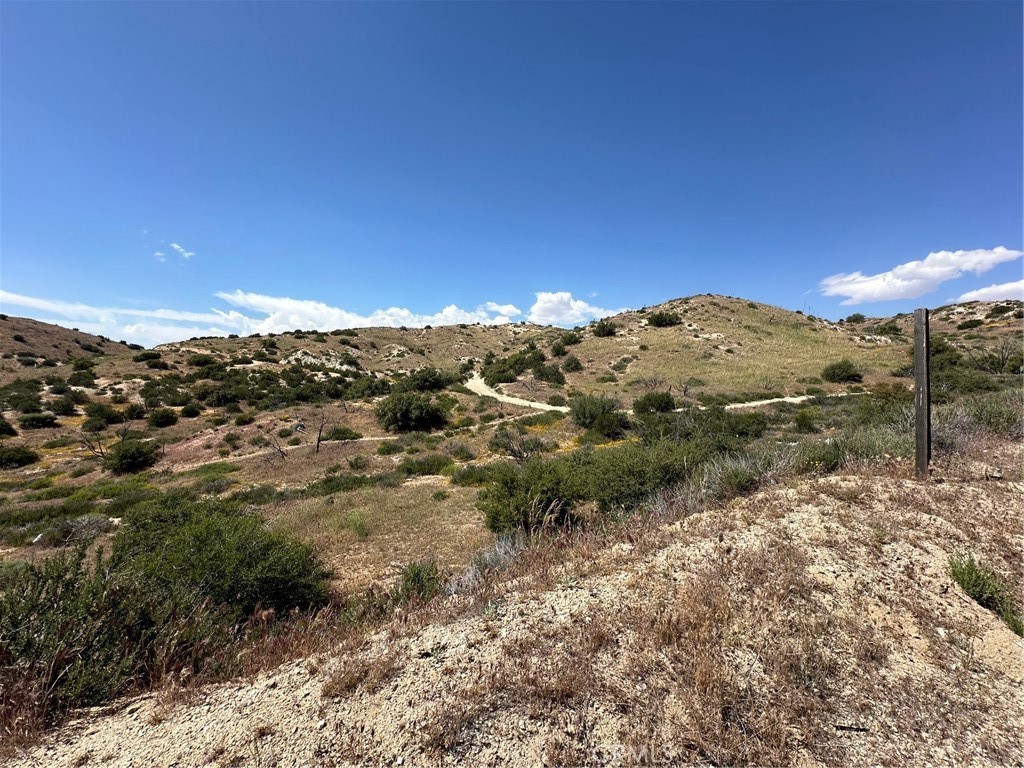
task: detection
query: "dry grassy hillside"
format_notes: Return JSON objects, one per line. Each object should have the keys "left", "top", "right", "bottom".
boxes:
{"left": 1, "top": 296, "right": 1021, "bottom": 765}
{"left": 10, "top": 445, "right": 1022, "bottom": 767}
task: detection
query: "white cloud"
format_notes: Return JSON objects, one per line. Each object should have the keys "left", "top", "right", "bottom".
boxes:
{"left": 526, "top": 291, "right": 625, "bottom": 326}
{"left": 0, "top": 288, "right": 525, "bottom": 347}
{"left": 819, "top": 246, "right": 1023, "bottom": 305}
{"left": 154, "top": 251, "right": 166, "bottom": 262}
{"left": 169, "top": 242, "right": 195, "bottom": 259}
{"left": 482, "top": 301, "right": 522, "bottom": 317}
{"left": 956, "top": 280, "right": 1024, "bottom": 302}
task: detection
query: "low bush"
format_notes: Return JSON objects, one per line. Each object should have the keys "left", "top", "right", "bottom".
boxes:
{"left": 633, "top": 391, "right": 676, "bottom": 415}
{"left": 374, "top": 392, "right": 447, "bottom": 433}
{"left": 397, "top": 453, "right": 453, "bottom": 476}
{"left": 18, "top": 413, "right": 57, "bottom": 430}
{"left": 591, "top": 319, "right": 618, "bottom": 337}
{"left": 0, "top": 446, "right": 39, "bottom": 469}
{"left": 324, "top": 425, "right": 363, "bottom": 441}
{"left": 148, "top": 408, "right": 178, "bottom": 428}
{"left": 646, "top": 310, "right": 682, "bottom": 327}
{"left": 0, "top": 497, "right": 331, "bottom": 736}
{"left": 821, "top": 359, "right": 863, "bottom": 383}
{"left": 569, "top": 395, "right": 628, "bottom": 439}
{"left": 561, "top": 355, "right": 583, "bottom": 373}
{"left": 104, "top": 440, "right": 159, "bottom": 474}
{"left": 949, "top": 554, "right": 1023, "bottom": 636}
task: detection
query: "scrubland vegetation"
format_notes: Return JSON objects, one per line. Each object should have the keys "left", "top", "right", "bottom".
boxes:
{"left": 0, "top": 298, "right": 1021, "bottom": 758}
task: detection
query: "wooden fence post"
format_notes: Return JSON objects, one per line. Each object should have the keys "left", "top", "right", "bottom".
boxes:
{"left": 914, "top": 308, "right": 931, "bottom": 479}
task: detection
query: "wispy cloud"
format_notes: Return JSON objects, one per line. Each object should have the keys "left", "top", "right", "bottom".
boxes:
{"left": 153, "top": 251, "right": 166, "bottom": 262}
{"left": 527, "top": 291, "right": 626, "bottom": 325}
{"left": 0, "top": 289, "right": 534, "bottom": 347}
{"left": 956, "top": 280, "right": 1024, "bottom": 303}
{"left": 819, "top": 246, "right": 1023, "bottom": 305}
{"left": 169, "top": 242, "right": 195, "bottom": 260}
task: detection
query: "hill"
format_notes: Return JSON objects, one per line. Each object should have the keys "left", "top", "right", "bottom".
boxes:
{"left": 9, "top": 451, "right": 1023, "bottom": 766}
{"left": 1, "top": 293, "right": 1021, "bottom": 763}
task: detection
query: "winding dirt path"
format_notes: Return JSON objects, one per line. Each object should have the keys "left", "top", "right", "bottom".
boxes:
{"left": 466, "top": 374, "right": 570, "bottom": 412}
{"left": 467, "top": 373, "right": 862, "bottom": 414}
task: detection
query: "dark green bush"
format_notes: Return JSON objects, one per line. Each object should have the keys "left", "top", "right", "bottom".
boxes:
{"left": 821, "top": 359, "right": 863, "bottom": 383}
{"left": 591, "top": 319, "right": 618, "bottom": 337}
{"left": 956, "top": 319, "right": 984, "bottom": 331}
{"left": 324, "top": 425, "right": 363, "bottom": 441}
{"left": 570, "top": 395, "right": 628, "bottom": 438}
{"left": 113, "top": 498, "right": 330, "bottom": 621}
{"left": 633, "top": 391, "right": 676, "bottom": 415}
{"left": 561, "top": 355, "right": 583, "bottom": 373}
{"left": 397, "top": 453, "right": 453, "bottom": 476}
{"left": 67, "top": 370, "right": 96, "bottom": 388}
{"left": 395, "top": 366, "right": 460, "bottom": 393}
{"left": 148, "top": 408, "right": 178, "bottom": 428}
{"left": 374, "top": 392, "right": 447, "bottom": 433}
{"left": 844, "top": 313, "right": 865, "bottom": 323}
{"left": 180, "top": 403, "right": 202, "bottom": 418}
{"left": 794, "top": 408, "right": 819, "bottom": 433}
{"left": 0, "top": 445, "right": 39, "bottom": 469}
{"left": 104, "top": 440, "right": 159, "bottom": 474}
{"left": 532, "top": 363, "right": 566, "bottom": 385}
{"left": 18, "top": 413, "right": 58, "bottom": 430}
{"left": 646, "top": 311, "right": 681, "bottom": 327}
{"left": 0, "top": 416, "right": 18, "bottom": 437}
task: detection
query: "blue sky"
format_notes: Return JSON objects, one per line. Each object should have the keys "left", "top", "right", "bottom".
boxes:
{"left": 1, "top": 1, "right": 1021, "bottom": 345}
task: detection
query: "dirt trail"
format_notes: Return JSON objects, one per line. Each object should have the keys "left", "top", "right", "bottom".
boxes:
{"left": 466, "top": 373, "right": 570, "bottom": 412}
{"left": 468, "top": 373, "right": 861, "bottom": 414}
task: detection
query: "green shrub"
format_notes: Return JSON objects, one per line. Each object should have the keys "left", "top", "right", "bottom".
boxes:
{"left": 646, "top": 311, "right": 681, "bottom": 328}
{"left": 374, "top": 392, "right": 447, "bottom": 433}
{"left": 234, "top": 413, "right": 255, "bottom": 426}
{"left": 956, "top": 318, "right": 984, "bottom": 331}
{"left": 397, "top": 453, "right": 453, "bottom": 476}
{"left": 794, "top": 408, "right": 819, "bottom": 433}
{"left": 67, "top": 370, "right": 96, "bottom": 388}
{"left": 478, "top": 457, "right": 582, "bottom": 533}
{"left": 546, "top": 394, "right": 567, "bottom": 407}
{"left": 18, "top": 413, "right": 57, "bottom": 430}
{"left": 569, "top": 395, "right": 627, "bottom": 438}
{"left": 949, "top": 554, "right": 1023, "bottom": 636}
{"left": 844, "top": 313, "right": 865, "bottom": 323}
{"left": 181, "top": 403, "right": 202, "bottom": 418}
{"left": 532, "top": 363, "right": 565, "bottom": 385}
{"left": 450, "top": 463, "right": 499, "bottom": 487}
{"left": 447, "top": 442, "right": 476, "bottom": 461}
{"left": 821, "top": 359, "right": 863, "bottom": 383}
{"left": 104, "top": 440, "right": 159, "bottom": 474}
{"left": 561, "top": 355, "right": 583, "bottom": 373}
{"left": 113, "top": 497, "right": 330, "bottom": 621}
{"left": 148, "top": 408, "right": 178, "bottom": 428}
{"left": 393, "top": 559, "right": 441, "bottom": 604}
{"left": 324, "top": 425, "right": 363, "bottom": 441}
{"left": 0, "top": 446, "right": 39, "bottom": 469}
{"left": 377, "top": 440, "right": 403, "bottom": 456}
{"left": 591, "top": 319, "right": 618, "bottom": 337}
{"left": 633, "top": 391, "right": 676, "bottom": 415}
{"left": 395, "top": 366, "right": 460, "bottom": 393}
{"left": 0, "top": 416, "right": 17, "bottom": 437}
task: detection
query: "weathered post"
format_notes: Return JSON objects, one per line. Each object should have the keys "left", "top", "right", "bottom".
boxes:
{"left": 914, "top": 308, "right": 931, "bottom": 479}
